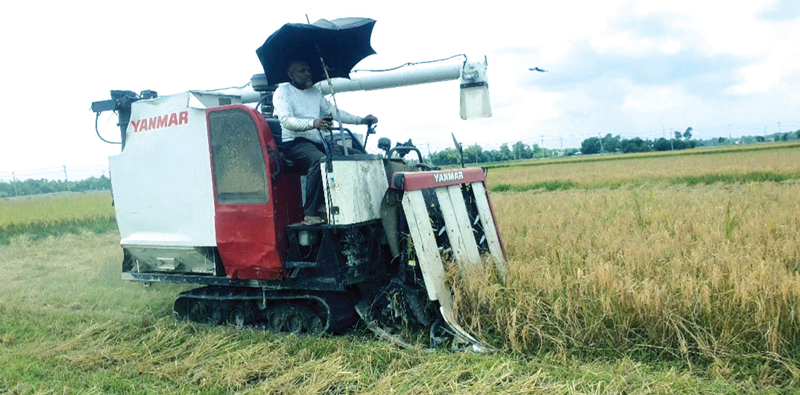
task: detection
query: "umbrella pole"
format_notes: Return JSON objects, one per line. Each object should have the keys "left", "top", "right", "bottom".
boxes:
{"left": 318, "top": 56, "right": 349, "bottom": 156}
{"left": 318, "top": 55, "right": 342, "bottom": 226}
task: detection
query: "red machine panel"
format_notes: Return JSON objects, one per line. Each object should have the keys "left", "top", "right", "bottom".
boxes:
{"left": 206, "top": 106, "right": 300, "bottom": 280}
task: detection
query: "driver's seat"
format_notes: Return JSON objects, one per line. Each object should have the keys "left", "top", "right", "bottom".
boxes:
{"left": 265, "top": 118, "right": 298, "bottom": 170}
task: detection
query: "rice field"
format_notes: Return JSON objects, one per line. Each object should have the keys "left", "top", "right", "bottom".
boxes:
{"left": 0, "top": 191, "right": 116, "bottom": 244}
{"left": 450, "top": 144, "right": 800, "bottom": 383}
{"left": 2, "top": 144, "right": 799, "bottom": 393}
{"left": 459, "top": 182, "right": 800, "bottom": 356}
{"left": 0, "top": 191, "right": 114, "bottom": 224}
{"left": 0, "top": 234, "right": 756, "bottom": 393}
{"left": 487, "top": 142, "right": 800, "bottom": 191}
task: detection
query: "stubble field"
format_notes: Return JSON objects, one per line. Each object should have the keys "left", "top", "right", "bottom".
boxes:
{"left": 1, "top": 143, "right": 799, "bottom": 394}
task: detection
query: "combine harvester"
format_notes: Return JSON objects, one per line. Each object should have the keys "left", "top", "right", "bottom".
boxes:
{"left": 91, "top": 17, "right": 504, "bottom": 350}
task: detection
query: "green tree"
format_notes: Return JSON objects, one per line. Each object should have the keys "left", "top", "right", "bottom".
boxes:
{"left": 601, "top": 134, "right": 621, "bottom": 153}
{"left": 683, "top": 127, "right": 693, "bottom": 140}
{"left": 498, "top": 144, "right": 512, "bottom": 161}
{"left": 0, "top": 175, "right": 111, "bottom": 198}
{"left": 580, "top": 137, "right": 602, "bottom": 155}
{"left": 653, "top": 138, "right": 671, "bottom": 151}
{"left": 463, "top": 144, "right": 483, "bottom": 164}
{"left": 620, "top": 137, "right": 650, "bottom": 153}
{"left": 511, "top": 142, "right": 529, "bottom": 160}
{"left": 429, "top": 148, "right": 459, "bottom": 166}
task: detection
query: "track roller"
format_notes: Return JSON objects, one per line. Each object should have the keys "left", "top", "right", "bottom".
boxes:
{"left": 228, "top": 306, "right": 254, "bottom": 327}
{"left": 172, "top": 286, "right": 357, "bottom": 335}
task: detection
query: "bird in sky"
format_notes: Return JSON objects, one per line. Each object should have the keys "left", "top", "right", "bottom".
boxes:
{"left": 529, "top": 67, "right": 548, "bottom": 72}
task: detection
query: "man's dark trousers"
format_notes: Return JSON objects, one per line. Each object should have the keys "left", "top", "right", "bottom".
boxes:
{"left": 282, "top": 138, "right": 327, "bottom": 217}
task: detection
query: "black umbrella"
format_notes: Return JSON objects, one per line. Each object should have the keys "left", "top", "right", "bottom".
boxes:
{"left": 256, "top": 17, "right": 377, "bottom": 86}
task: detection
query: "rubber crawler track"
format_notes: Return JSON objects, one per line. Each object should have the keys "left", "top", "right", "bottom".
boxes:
{"left": 173, "top": 286, "right": 359, "bottom": 334}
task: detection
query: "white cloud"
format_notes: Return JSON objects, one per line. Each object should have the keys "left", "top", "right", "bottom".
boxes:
{"left": 591, "top": 31, "right": 655, "bottom": 56}
{"left": 727, "top": 34, "right": 800, "bottom": 94}
{"left": 660, "top": 40, "right": 682, "bottom": 55}
{"left": 621, "top": 83, "right": 687, "bottom": 113}
{"left": 623, "top": 1, "right": 774, "bottom": 56}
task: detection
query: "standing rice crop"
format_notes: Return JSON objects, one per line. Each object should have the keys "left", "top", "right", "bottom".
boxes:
{"left": 0, "top": 192, "right": 116, "bottom": 244}
{"left": 454, "top": 177, "right": 800, "bottom": 376}
{"left": 488, "top": 145, "right": 800, "bottom": 191}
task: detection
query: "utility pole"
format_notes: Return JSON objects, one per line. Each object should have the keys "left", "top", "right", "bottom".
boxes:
{"left": 63, "top": 165, "right": 69, "bottom": 191}
{"left": 728, "top": 124, "right": 732, "bottom": 144}
{"left": 12, "top": 171, "right": 17, "bottom": 197}
{"left": 670, "top": 131, "right": 674, "bottom": 151}
{"left": 597, "top": 133, "right": 604, "bottom": 154}
{"left": 778, "top": 122, "right": 782, "bottom": 135}
{"left": 541, "top": 135, "right": 544, "bottom": 158}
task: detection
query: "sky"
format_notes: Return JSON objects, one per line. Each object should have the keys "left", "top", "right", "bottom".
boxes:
{"left": 1, "top": 0, "right": 798, "bottom": 181}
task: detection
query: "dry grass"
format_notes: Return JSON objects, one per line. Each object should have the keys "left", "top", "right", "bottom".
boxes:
{"left": 453, "top": 175, "right": 800, "bottom": 382}
{"left": 2, "top": 232, "right": 746, "bottom": 393}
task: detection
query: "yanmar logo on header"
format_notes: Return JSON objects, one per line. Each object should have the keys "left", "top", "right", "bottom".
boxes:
{"left": 433, "top": 171, "right": 464, "bottom": 183}
{"left": 131, "top": 110, "right": 188, "bottom": 133}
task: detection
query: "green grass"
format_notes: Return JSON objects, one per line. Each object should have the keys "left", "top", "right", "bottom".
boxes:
{"left": 671, "top": 171, "right": 798, "bottom": 186}
{"left": 0, "top": 216, "right": 117, "bottom": 245}
{"left": 491, "top": 180, "right": 578, "bottom": 192}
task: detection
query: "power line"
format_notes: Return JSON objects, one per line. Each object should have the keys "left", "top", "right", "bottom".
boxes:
{"left": 0, "top": 164, "right": 109, "bottom": 182}
{"left": 413, "top": 120, "right": 800, "bottom": 155}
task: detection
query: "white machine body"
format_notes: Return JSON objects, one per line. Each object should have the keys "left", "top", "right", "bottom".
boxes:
{"left": 109, "top": 91, "right": 249, "bottom": 253}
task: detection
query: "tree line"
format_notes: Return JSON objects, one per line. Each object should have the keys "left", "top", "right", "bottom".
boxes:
{"left": 428, "top": 142, "right": 577, "bottom": 166}
{"left": 5, "top": 127, "right": 798, "bottom": 196}
{"left": 580, "top": 128, "right": 698, "bottom": 155}
{"left": 428, "top": 128, "right": 800, "bottom": 165}
{"left": 0, "top": 176, "right": 111, "bottom": 198}
{"left": 580, "top": 128, "right": 800, "bottom": 155}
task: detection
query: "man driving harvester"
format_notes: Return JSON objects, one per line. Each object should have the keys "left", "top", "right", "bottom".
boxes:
{"left": 273, "top": 59, "right": 378, "bottom": 225}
